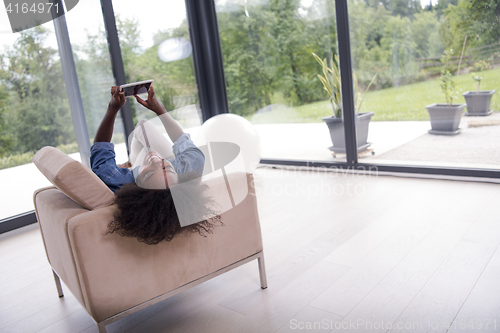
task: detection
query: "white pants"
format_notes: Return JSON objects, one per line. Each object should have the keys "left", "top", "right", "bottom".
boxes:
{"left": 128, "top": 118, "right": 174, "bottom": 169}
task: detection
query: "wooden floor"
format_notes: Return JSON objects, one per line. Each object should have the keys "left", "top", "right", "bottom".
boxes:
{"left": 1, "top": 167, "right": 500, "bottom": 333}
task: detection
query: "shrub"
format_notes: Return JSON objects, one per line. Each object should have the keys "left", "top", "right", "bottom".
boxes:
{"left": 472, "top": 60, "right": 490, "bottom": 72}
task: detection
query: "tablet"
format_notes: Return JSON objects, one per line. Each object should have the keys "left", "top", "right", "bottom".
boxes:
{"left": 120, "top": 79, "right": 154, "bottom": 97}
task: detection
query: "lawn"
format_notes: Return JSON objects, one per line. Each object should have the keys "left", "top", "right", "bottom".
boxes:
{"left": 248, "top": 67, "right": 500, "bottom": 124}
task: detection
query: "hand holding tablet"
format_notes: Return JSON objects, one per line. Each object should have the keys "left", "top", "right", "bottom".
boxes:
{"left": 133, "top": 84, "right": 167, "bottom": 116}
{"left": 120, "top": 79, "right": 154, "bottom": 97}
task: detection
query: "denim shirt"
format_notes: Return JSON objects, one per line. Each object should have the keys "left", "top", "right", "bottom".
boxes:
{"left": 90, "top": 133, "right": 205, "bottom": 192}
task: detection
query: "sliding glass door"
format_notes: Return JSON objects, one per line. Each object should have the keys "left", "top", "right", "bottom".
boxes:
{"left": 348, "top": 0, "right": 500, "bottom": 170}
{"left": 215, "top": 0, "right": 347, "bottom": 162}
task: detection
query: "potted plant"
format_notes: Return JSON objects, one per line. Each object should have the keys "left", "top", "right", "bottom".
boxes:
{"left": 313, "top": 53, "right": 377, "bottom": 153}
{"left": 462, "top": 74, "right": 495, "bottom": 116}
{"left": 426, "top": 50, "right": 466, "bottom": 135}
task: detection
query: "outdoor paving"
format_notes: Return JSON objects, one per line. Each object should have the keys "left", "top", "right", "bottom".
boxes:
{"left": 464, "top": 110, "right": 500, "bottom": 127}
{"left": 372, "top": 116, "right": 500, "bottom": 169}
{"left": 252, "top": 121, "right": 431, "bottom": 162}
{"left": 2, "top": 116, "right": 499, "bottom": 220}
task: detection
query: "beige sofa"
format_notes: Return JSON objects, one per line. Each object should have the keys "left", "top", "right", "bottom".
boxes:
{"left": 32, "top": 146, "right": 267, "bottom": 333}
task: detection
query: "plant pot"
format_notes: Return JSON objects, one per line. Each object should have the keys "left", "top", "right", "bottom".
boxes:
{"left": 322, "top": 112, "right": 373, "bottom": 153}
{"left": 462, "top": 90, "right": 495, "bottom": 116}
{"left": 425, "top": 103, "right": 466, "bottom": 135}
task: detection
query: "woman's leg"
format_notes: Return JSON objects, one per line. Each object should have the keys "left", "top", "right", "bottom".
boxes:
{"left": 128, "top": 126, "right": 145, "bottom": 166}
{"left": 129, "top": 118, "right": 174, "bottom": 168}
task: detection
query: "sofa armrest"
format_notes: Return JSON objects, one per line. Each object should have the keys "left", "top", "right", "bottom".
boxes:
{"left": 67, "top": 173, "right": 263, "bottom": 322}
{"left": 33, "top": 187, "right": 90, "bottom": 309}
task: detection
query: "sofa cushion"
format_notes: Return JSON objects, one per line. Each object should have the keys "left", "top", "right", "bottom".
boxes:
{"left": 33, "top": 146, "right": 114, "bottom": 210}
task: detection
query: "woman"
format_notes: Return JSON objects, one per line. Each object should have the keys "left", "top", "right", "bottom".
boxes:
{"left": 91, "top": 85, "right": 220, "bottom": 244}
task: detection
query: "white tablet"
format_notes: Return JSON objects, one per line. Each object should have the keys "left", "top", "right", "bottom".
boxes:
{"left": 120, "top": 79, "right": 154, "bottom": 97}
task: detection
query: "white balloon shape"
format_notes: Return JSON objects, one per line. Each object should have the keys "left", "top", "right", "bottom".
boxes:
{"left": 157, "top": 37, "right": 192, "bottom": 63}
{"left": 196, "top": 114, "right": 261, "bottom": 173}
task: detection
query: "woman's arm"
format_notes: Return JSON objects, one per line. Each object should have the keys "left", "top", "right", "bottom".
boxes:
{"left": 94, "top": 86, "right": 126, "bottom": 143}
{"left": 134, "top": 84, "right": 184, "bottom": 143}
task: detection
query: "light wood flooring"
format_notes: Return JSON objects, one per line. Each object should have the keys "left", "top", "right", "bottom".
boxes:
{"left": 1, "top": 167, "right": 500, "bottom": 333}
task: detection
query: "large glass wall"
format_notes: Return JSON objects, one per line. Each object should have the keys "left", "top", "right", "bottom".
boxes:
{"left": 112, "top": 0, "right": 202, "bottom": 144}
{"left": 349, "top": 0, "right": 500, "bottom": 170}
{"left": 215, "top": 0, "right": 346, "bottom": 162}
{"left": 2, "top": 0, "right": 500, "bottom": 226}
{"left": 64, "top": 0, "right": 128, "bottom": 163}
{"left": 0, "top": 20, "right": 74, "bottom": 219}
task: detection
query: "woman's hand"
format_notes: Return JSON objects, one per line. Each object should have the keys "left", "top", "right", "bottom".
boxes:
{"left": 117, "top": 160, "right": 132, "bottom": 169}
{"left": 109, "top": 86, "right": 126, "bottom": 111}
{"left": 134, "top": 84, "right": 166, "bottom": 116}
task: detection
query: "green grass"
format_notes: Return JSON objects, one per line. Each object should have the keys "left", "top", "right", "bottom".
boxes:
{"left": 248, "top": 67, "right": 500, "bottom": 124}
{"left": 0, "top": 142, "right": 79, "bottom": 170}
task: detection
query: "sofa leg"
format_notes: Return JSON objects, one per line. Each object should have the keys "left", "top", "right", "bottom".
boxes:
{"left": 258, "top": 253, "right": 268, "bottom": 289}
{"left": 52, "top": 270, "right": 64, "bottom": 298}
{"left": 97, "top": 322, "right": 107, "bottom": 333}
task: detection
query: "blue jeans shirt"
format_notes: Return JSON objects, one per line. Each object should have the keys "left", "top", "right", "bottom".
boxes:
{"left": 91, "top": 133, "right": 205, "bottom": 192}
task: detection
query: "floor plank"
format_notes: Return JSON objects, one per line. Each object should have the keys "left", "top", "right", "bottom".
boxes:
{"left": 309, "top": 180, "right": 468, "bottom": 317}
{"left": 218, "top": 174, "right": 420, "bottom": 315}
{"left": 111, "top": 264, "right": 257, "bottom": 333}
{"left": 337, "top": 182, "right": 498, "bottom": 332}
{"left": 276, "top": 306, "right": 343, "bottom": 333}
{"left": 388, "top": 241, "right": 497, "bottom": 333}
{"left": 448, "top": 245, "right": 500, "bottom": 333}
{"left": 222, "top": 261, "right": 348, "bottom": 333}
{"left": 0, "top": 291, "right": 83, "bottom": 333}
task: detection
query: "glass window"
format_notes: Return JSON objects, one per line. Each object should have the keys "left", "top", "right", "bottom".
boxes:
{"left": 112, "top": 0, "right": 202, "bottom": 143}
{"left": 0, "top": 22, "right": 73, "bottom": 220}
{"left": 64, "top": 0, "right": 128, "bottom": 163}
{"left": 349, "top": 0, "right": 500, "bottom": 169}
{"left": 215, "top": 0, "right": 346, "bottom": 162}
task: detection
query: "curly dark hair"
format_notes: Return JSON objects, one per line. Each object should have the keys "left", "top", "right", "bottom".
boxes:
{"left": 107, "top": 172, "right": 222, "bottom": 245}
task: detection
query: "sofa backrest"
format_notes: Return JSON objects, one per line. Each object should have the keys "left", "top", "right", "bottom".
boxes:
{"left": 33, "top": 146, "right": 115, "bottom": 210}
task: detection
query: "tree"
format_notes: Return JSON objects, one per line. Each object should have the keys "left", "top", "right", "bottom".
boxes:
{"left": 74, "top": 23, "right": 116, "bottom": 138}
{"left": 362, "top": 0, "right": 422, "bottom": 17}
{"left": 0, "top": 26, "right": 74, "bottom": 154}
{"left": 217, "top": 1, "right": 277, "bottom": 115}
{"left": 215, "top": 0, "right": 336, "bottom": 114}
{"left": 433, "top": 0, "right": 459, "bottom": 17}
{"left": 380, "top": 16, "right": 418, "bottom": 86}
{"left": 138, "top": 21, "right": 198, "bottom": 112}
{"left": 387, "top": 0, "right": 422, "bottom": 17}
{"left": 349, "top": 0, "right": 391, "bottom": 86}
{"left": 269, "top": 0, "right": 313, "bottom": 105}
{"left": 445, "top": 0, "right": 500, "bottom": 50}
{"left": 0, "top": 82, "right": 14, "bottom": 157}
{"left": 411, "top": 11, "right": 443, "bottom": 59}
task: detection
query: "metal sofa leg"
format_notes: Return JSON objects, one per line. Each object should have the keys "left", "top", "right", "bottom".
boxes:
{"left": 97, "top": 322, "right": 107, "bottom": 333}
{"left": 52, "top": 270, "right": 64, "bottom": 298}
{"left": 258, "top": 253, "right": 268, "bottom": 289}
